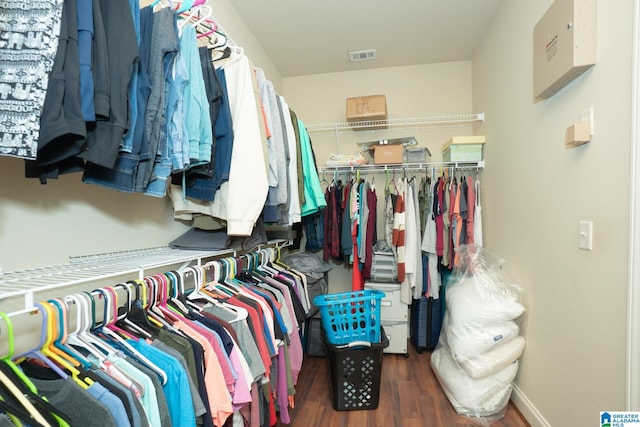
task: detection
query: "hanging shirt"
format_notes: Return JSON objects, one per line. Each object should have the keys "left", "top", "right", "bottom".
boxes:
{"left": 340, "top": 181, "right": 353, "bottom": 257}
{"left": 466, "top": 175, "right": 476, "bottom": 245}
{"left": 459, "top": 177, "right": 469, "bottom": 245}
{"left": 392, "top": 179, "right": 407, "bottom": 282}
{"left": 0, "top": 0, "right": 64, "bottom": 160}
{"left": 210, "top": 54, "right": 269, "bottom": 235}
{"left": 203, "top": 305, "right": 266, "bottom": 382}
{"left": 402, "top": 179, "right": 422, "bottom": 304}
{"left": 90, "top": 367, "right": 149, "bottom": 427}
{"left": 134, "top": 7, "right": 178, "bottom": 191}
{"left": 77, "top": 0, "right": 95, "bottom": 122}
{"left": 421, "top": 179, "right": 442, "bottom": 299}
{"left": 279, "top": 96, "right": 301, "bottom": 225}
{"left": 25, "top": 0, "right": 87, "bottom": 182}
{"left": 181, "top": 25, "right": 212, "bottom": 168}
{"left": 362, "top": 186, "right": 377, "bottom": 278}
{"left": 151, "top": 339, "right": 207, "bottom": 418}
{"left": 128, "top": 339, "right": 196, "bottom": 427}
{"left": 172, "top": 318, "right": 233, "bottom": 427}
{"left": 474, "top": 179, "right": 484, "bottom": 247}
{"left": 435, "top": 177, "right": 445, "bottom": 257}
{"left": 358, "top": 180, "right": 369, "bottom": 264}
{"left": 27, "top": 377, "right": 118, "bottom": 427}
{"left": 384, "top": 188, "right": 396, "bottom": 259}
{"left": 298, "top": 120, "right": 326, "bottom": 216}
{"left": 441, "top": 177, "right": 451, "bottom": 268}
{"left": 110, "top": 356, "right": 162, "bottom": 426}
{"left": 86, "top": 381, "right": 131, "bottom": 427}
{"left": 80, "top": 0, "right": 139, "bottom": 169}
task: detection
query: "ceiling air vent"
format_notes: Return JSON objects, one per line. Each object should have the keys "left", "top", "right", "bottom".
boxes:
{"left": 348, "top": 49, "right": 377, "bottom": 62}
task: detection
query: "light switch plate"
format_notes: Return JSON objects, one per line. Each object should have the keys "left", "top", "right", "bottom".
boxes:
{"left": 579, "top": 220, "right": 593, "bottom": 250}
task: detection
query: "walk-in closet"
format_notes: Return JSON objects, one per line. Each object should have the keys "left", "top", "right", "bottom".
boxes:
{"left": 0, "top": 0, "right": 638, "bottom": 426}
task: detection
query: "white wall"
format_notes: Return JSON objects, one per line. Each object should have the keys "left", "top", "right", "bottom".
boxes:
{"left": 0, "top": 157, "right": 190, "bottom": 271}
{"left": 283, "top": 62, "right": 475, "bottom": 293}
{"left": 472, "top": 1, "right": 634, "bottom": 425}
{"left": 283, "top": 62, "right": 475, "bottom": 164}
{"left": 0, "top": 0, "right": 282, "bottom": 273}
{"left": 205, "top": 0, "right": 283, "bottom": 92}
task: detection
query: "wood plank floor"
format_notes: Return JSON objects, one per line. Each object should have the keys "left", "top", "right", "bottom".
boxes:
{"left": 276, "top": 342, "right": 530, "bottom": 427}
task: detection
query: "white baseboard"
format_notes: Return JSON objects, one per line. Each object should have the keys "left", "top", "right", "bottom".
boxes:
{"left": 511, "top": 384, "right": 551, "bottom": 427}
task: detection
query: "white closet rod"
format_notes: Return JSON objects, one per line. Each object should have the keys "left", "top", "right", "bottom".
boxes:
{"left": 0, "top": 240, "right": 291, "bottom": 315}
{"left": 319, "top": 160, "right": 485, "bottom": 175}
{"left": 305, "top": 113, "right": 485, "bottom": 133}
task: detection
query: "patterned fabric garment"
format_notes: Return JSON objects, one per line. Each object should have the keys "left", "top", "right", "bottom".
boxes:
{"left": 0, "top": 0, "right": 64, "bottom": 159}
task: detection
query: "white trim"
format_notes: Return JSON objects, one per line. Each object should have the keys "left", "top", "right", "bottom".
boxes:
{"left": 511, "top": 384, "right": 551, "bottom": 427}
{"left": 629, "top": 0, "right": 640, "bottom": 411}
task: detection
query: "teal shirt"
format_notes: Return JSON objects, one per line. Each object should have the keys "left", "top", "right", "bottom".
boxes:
{"left": 297, "top": 119, "right": 327, "bottom": 216}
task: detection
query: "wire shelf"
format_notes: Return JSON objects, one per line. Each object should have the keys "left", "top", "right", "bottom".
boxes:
{"left": 319, "top": 160, "right": 485, "bottom": 175}
{"left": 305, "top": 113, "right": 484, "bottom": 133}
{"left": 0, "top": 240, "right": 291, "bottom": 313}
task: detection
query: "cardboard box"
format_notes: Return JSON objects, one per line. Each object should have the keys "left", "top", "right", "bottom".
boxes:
{"left": 372, "top": 145, "right": 403, "bottom": 164}
{"left": 533, "top": 0, "right": 596, "bottom": 101}
{"left": 565, "top": 122, "right": 591, "bottom": 148}
{"left": 442, "top": 136, "right": 486, "bottom": 162}
{"left": 346, "top": 95, "right": 388, "bottom": 130}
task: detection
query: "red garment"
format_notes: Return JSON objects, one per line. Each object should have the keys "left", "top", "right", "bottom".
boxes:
{"left": 452, "top": 182, "right": 462, "bottom": 267}
{"left": 466, "top": 176, "right": 476, "bottom": 244}
{"left": 448, "top": 179, "right": 456, "bottom": 262}
{"left": 269, "top": 384, "right": 277, "bottom": 426}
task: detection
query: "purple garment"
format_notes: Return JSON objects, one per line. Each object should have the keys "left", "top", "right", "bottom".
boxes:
{"left": 276, "top": 342, "right": 291, "bottom": 424}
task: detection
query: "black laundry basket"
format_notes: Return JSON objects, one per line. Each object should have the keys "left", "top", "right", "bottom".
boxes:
{"left": 322, "top": 327, "right": 389, "bottom": 411}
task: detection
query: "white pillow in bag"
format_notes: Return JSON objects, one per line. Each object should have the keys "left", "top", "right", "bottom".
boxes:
{"left": 431, "top": 344, "right": 518, "bottom": 411}
{"left": 443, "top": 313, "right": 521, "bottom": 362}
{"left": 446, "top": 276, "right": 525, "bottom": 325}
{"left": 458, "top": 335, "right": 526, "bottom": 380}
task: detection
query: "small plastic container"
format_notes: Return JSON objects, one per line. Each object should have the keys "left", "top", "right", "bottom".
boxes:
{"left": 403, "top": 147, "right": 431, "bottom": 163}
{"left": 314, "top": 290, "right": 384, "bottom": 345}
{"left": 370, "top": 252, "right": 398, "bottom": 282}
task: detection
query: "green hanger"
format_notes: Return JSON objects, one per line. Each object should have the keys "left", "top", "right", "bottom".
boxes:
{"left": 0, "top": 312, "right": 38, "bottom": 394}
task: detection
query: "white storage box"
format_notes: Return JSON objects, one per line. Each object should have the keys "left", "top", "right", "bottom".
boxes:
{"left": 365, "top": 282, "right": 408, "bottom": 322}
{"left": 442, "top": 136, "right": 485, "bottom": 162}
{"left": 365, "top": 282, "right": 409, "bottom": 355}
{"left": 381, "top": 320, "right": 408, "bottom": 355}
